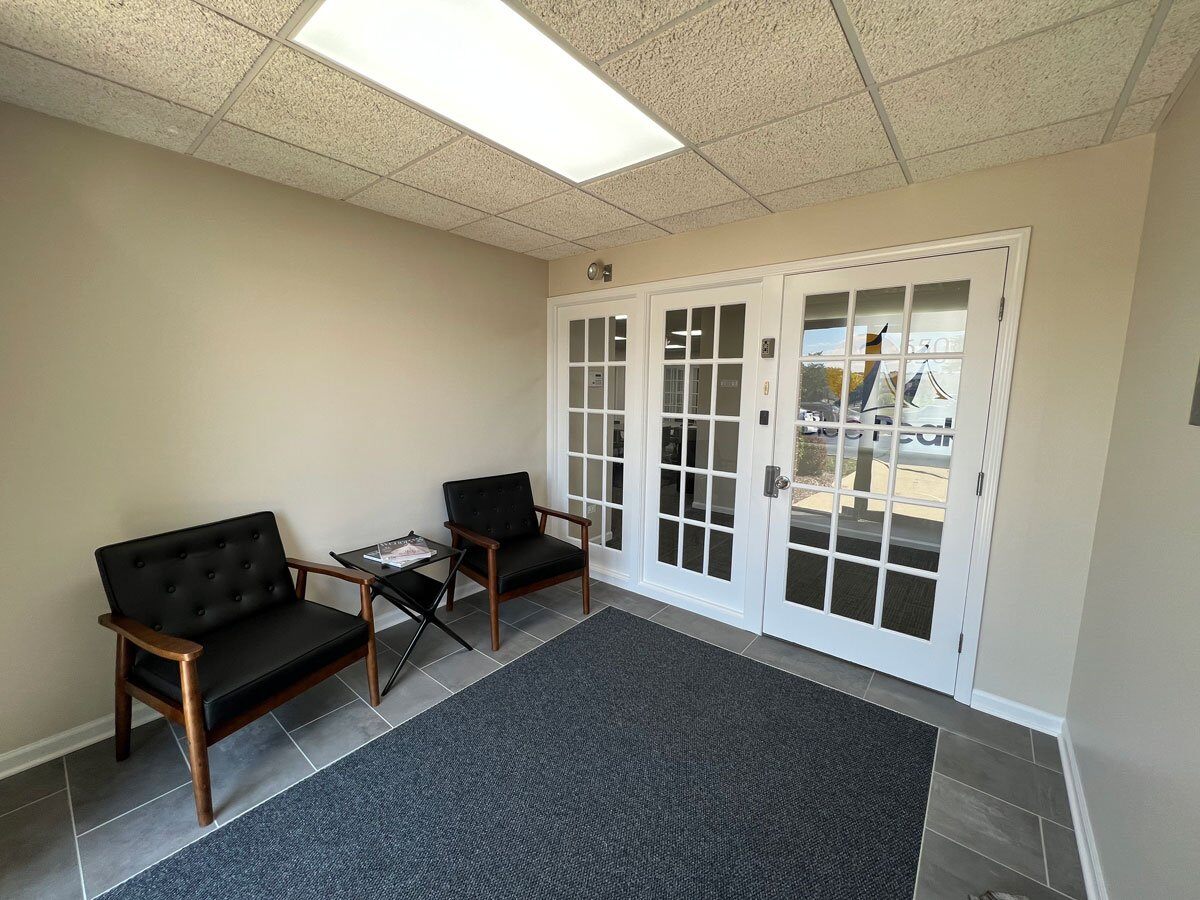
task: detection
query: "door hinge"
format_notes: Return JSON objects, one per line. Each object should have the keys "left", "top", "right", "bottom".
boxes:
{"left": 999, "top": 296, "right": 1006, "bottom": 320}
{"left": 976, "top": 471, "right": 985, "bottom": 495}
{"left": 958, "top": 633, "right": 964, "bottom": 653}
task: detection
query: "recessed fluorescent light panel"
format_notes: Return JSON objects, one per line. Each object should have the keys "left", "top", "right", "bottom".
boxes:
{"left": 295, "top": 0, "right": 683, "bottom": 182}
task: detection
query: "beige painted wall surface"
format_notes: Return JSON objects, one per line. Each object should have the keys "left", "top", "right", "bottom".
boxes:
{"left": 549, "top": 138, "right": 1155, "bottom": 715}
{"left": 1066, "top": 79, "right": 1200, "bottom": 897}
{"left": 0, "top": 103, "right": 547, "bottom": 755}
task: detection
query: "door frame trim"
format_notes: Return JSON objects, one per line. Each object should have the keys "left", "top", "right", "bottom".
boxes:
{"left": 547, "top": 228, "right": 1031, "bottom": 703}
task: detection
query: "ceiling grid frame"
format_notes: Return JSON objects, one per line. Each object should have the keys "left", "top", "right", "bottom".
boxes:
{"left": 827, "top": 0, "right": 913, "bottom": 183}
{"left": 1102, "top": 0, "right": 1177, "bottom": 141}
{"left": 1, "top": 0, "right": 1197, "bottom": 256}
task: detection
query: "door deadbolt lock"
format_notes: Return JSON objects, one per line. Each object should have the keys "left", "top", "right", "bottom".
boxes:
{"left": 775, "top": 474, "right": 792, "bottom": 491}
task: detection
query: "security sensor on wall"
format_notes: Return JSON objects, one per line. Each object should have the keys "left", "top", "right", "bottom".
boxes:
{"left": 587, "top": 261, "right": 612, "bottom": 282}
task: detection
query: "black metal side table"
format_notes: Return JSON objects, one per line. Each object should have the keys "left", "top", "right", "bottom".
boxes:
{"left": 331, "top": 533, "right": 471, "bottom": 696}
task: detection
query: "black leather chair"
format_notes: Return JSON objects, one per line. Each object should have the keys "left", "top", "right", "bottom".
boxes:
{"left": 444, "top": 472, "right": 591, "bottom": 650}
{"left": 94, "top": 511, "right": 380, "bottom": 825}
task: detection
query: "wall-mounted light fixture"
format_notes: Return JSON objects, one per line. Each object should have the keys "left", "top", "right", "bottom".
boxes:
{"left": 587, "top": 261, "right": 612, "bottom": 283}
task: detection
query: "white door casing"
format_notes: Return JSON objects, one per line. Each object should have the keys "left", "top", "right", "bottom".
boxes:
{"left": 546, "top": 230, "right": 1029, "bottom": 701}
{"left": 761, "top": 249, "right": 1008, "bottom": 692}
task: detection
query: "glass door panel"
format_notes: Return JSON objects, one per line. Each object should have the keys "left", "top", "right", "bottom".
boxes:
{"left": 558, "top": 300, "right": 640, "bottom": 569}
{"left": 643, "top": 283, "right": 760, "bottom": 613}
{"left": 763, "top": 249, "right": 1008, "bottom": 693}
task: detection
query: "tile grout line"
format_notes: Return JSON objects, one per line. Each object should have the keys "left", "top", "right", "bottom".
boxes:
{"left": 0, "top": 785, "right": 67, "bottom": 821}
{"left": 334, "top": 671, "right": 393, "bottom": 728}
{"left": 910, "top": 728, "right": 942, "bottom": 900}
{"left": 74, "top": 780, "right": 191, "bottom": 839}
{"left": 934, "top": 770, "right": 1072, "bottom": 829}
{"left": 924, "top": 826, "right": 1079, "bottom": 900}
{"left": 1101, "top": 0, "right": 1175, "bottom": 142}
{"left": 283, "top": 698, "right": 361, "bottom": 735}
{"left": 939, "top": 724, "right": 1060, "bottom": 774}
{"left": 61, "top": 758, "right": 87, "bottom": 900}
{"left": 271, "top": 711, "right": 319, "bottom": 775}
{"left": 1040, "top": 816, "right": 1052, "bottom": 886}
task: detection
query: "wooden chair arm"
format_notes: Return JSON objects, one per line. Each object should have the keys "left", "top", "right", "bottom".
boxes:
{"left": 534, "top": 505, "right": 592, "bottom": 527}
{"left": 287, "top": 558, "right": 375, "bottom": 586}
{"left": 444, "top": 522, "right": 500, "bottom": 551}
{"left": 98, "top": 613, "right": 203, "bottom": 662}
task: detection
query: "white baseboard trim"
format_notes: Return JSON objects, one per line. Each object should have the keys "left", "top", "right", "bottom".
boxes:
{"left": 1059, "top": 720, "right": 1109, "bottom": 900}
{"left": 0, "top": 583, "right": 487, "bottom": 783}
{"left": 0, "top": 702, "right": 162, "bottom": 782}
{"left": 970, "top": 689, "right": 1064, "bottom": 735}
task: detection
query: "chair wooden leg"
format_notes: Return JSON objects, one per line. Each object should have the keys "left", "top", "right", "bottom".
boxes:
{"left": 114, "top": 636, "right": 132, "bottom": 762}
{"left": 489, "top": 591, "right": 501, "bottom": 652}
{"left": 581, "top": 521, "right": 591, "bottom": 616}
{"left": 360, "top": 582, "right": 381, "bottom": 707}
{"left": 487, "top": 545, "right": 500, "bottom": 651}
{"left": 179, "top": 659, "right": 214, "bottom": 827}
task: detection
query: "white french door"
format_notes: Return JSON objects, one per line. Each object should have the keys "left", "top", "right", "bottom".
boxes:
{"left": 553, "top": 298, "right": 644, "bottom": 576}
{"left": 641, "top": 283, "right": 762, "bottom": 616}
{"left": 761, "top": 249, "right": 1008, "bottom": 692}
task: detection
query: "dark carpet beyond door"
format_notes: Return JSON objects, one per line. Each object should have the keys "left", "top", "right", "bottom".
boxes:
{"left": 103, "top": 609, "right": 936, "bottom": 899}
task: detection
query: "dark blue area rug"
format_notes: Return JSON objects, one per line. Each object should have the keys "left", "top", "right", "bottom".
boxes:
{"left": 104, "top": 609, "right": 936, "bottom": 899}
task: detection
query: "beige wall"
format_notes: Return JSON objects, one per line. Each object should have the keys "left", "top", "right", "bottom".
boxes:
{"left": 1066, "top": 79, "right": 1200, "bottom": 897}
{"left": 549, "top": 137, "right": 1156, "bottom": 716}
{"left": 0, "top": 103, "right": 548, "bottom": 756}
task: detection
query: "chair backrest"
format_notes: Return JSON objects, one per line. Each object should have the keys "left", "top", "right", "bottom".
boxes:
{"left": 443, "top": 472, "right": 540, "bottom": 543}
{"left": 95, "top": 511, "right": 296, "bottom": 638}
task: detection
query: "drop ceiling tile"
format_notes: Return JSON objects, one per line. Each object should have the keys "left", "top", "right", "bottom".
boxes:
{"left": 845, "top": 0, "right": 1115, "bottom": 83}
{"left": 586, "top": 151, "right": 746, "bottom": 221}
{"left": 760, "top": 164, "right": 906, "bottom": 212}
{"left": 1113, "top": 96, "right": 1169, "bottom": 140}
{"left": 198, "top": 0, "right": 302, "bottom": 35}
{"left": 350, "top": 178, "right": 487, "bottom": 230}
{"left": 195, "top": 122, "right": 376, "bottom": 199}
{"left": 602, "top": 0, "right": 863, "bottom": 143}
{"left": 702, "top": 93, "right": 895, "bottom": 195}
{"left": 1131, "top": 0, "right": 1200, "bottom": 103}
{"left": 521, "top": 0, "right": 709, "bottom": 61}
{"left": 226, "top": 47, "right": 459, "bottom": 174}
{"left": 452, "top": 217, "right": 558, "bottom": 253}
{"left": 882, "top": 3, "right": 1152, "bottom": 158}
{"left": 908, "top": 114, "right": 1108, "bottom": 182}
{"left": 579, "top": 222, "right": 670, "bottom": 250}
{"left": 655, "top": 198, "right": 766, "bottom": 234}
{"left": 0, "top": 44, "right": 208, "bottom": 151}
{"left": 529, "top": 242, "right": 589, "bottom": 260}
{"left": 394, "top": 137, "right": 565, "bottom": 214}
{"left": 0, "top": 0, "right": 267, "bottom": 113}
{"left": 503, "top": 190, "right": 640, "bottom": 240}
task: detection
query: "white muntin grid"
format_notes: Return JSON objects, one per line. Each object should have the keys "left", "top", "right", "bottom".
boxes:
{"left": 565, "top": 314, "right": 628, "bottom": 549}
{"left": 654, "top": 302, "right": 748, "bottom": 582}
{"left": 785, "top": 280, "right": 970, "bottom": 639}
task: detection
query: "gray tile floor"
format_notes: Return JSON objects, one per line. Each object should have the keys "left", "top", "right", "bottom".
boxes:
{"left": 0, "top": 581, "right": 1087, "bottom": 899}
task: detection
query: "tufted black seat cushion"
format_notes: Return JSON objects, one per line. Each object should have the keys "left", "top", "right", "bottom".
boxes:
{"left": 95, "top": 511, "right": 297, "bottom": 639}
{"left": 128, "top": 600, "right": 367, "bottom": 730}
{"left": 443, "top": 472, "right": 540, "bottom": 543}
{"left": 462, "top": 534, "right": 585, "bottom": 594}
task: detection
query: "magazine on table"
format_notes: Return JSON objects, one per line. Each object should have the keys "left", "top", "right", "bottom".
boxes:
{"left": 364, "top": 535, "right": 435, "bottom": 567}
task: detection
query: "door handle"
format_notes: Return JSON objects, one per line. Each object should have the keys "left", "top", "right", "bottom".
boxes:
{"left": 764, "top": 466, "right": 791, "bottom": 498}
